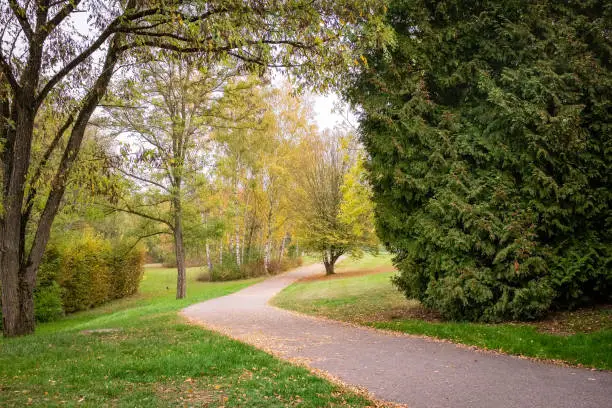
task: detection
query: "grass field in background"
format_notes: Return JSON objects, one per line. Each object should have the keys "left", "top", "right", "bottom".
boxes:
{"left": 272, "top": 254, "right": 612, "bottom": 370}
{"left": 0, "top": 266, "right": 376, "bottom": 407}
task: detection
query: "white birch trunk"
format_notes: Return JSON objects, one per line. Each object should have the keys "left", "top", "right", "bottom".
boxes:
{"left": 264, "top": 239, "right": 271, "bottom": 274}
{"left": 235, "top": 231, "right": 241, "bottom": 267}
{"left": 278, "top": 232, "right": 286, "bottom": 261}
{"left": 205, "top": 241, "right": 213, "bottom": 273}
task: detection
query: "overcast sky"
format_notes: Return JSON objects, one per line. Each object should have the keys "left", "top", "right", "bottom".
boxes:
{"left": 311, "top": 93, "right": 355, "bottom": 131}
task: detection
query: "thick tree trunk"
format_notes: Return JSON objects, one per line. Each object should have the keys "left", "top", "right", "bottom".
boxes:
{"left": 174, "top": 201, "right": 187, "bottom": 299}
{"left": 323, "top": 260, "right": 335, "bottom": 275}
{"left": 323, "top": 249, "right": 341, "bottom": 276}
{"left": 1, "top": 104, "right": 37, "bottom": 336}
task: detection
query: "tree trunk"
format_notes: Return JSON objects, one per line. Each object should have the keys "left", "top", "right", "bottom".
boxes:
{"left": 323, "top": 260, "right": 335, "bottom": 275}
{"left": 205, "top": 241, "right": 213, "bottom": 273}
{"left": 278, "top": 232, "right": 287, "bottom": 262}
{"left": 174, "top": 200, "right": 187, "bottom": 299}
{"left": 1, "top": 101, "right": 37, "bottom": 336}
{"left": 323, "top": 249, "right": 341, "bottom": 276}
{"left": 1, "top": 36, "right": 120, "bottom": 337}
{"left": 235, "top": 230, "right": 241, "bottom": 267}
{"left": 263, "top": 204, "right": 274, "bottom": 274}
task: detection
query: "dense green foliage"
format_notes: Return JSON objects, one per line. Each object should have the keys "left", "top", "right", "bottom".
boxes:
{"left": 348, "top": 0, "right": 611, "bottom": 321}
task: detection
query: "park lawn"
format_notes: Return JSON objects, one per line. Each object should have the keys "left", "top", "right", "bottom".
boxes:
{"left": 271, "top": 256, "right": 612, "bottom": 370}
{"left": 0, "top": 266, "right": 377, "bottom": 407}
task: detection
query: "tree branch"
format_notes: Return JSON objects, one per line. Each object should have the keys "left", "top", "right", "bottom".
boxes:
{"left": 29, "top": 112, "right": 75, "bottom": 193}
{"left": 0, "top": 54, "right": 20, "bottom": 92}
{"left": 114, "top": 165, "right": 170, "bottom": 193}
{"left": 34, "top": 4, "right": 228, "bottom": 107}
{"left": 111, "top": 204, "right": 173, "bottom": 230}
{"left": 35, "top": 21, "right": 118, "bottom": 107}
{"left": 120, "top": 230, "right": 171, "bottom": 256}
{"left": 44, "top": 0, "right": 83, "bottom": 32}
{"left": 8, "top": 0, "right": 34, "bottom": 41}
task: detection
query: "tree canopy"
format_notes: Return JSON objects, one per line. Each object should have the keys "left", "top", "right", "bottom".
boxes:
{"left": 0, "top": 0, "right": 390, "bottom": 336}
{"left": 348, "top": 0, "right": 611, "bottom": 321}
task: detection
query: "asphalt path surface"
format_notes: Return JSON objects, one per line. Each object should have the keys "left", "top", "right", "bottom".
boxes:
{"left": 183, "top": 263, "right": 612, "bottom": 408}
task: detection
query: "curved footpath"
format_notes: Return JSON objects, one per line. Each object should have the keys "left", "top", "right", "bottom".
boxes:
{"left": 182, "top": 263, "right": 612, "bottom": 408}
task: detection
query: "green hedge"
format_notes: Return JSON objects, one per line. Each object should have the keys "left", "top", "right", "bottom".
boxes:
{"left": 1, "top": 232, "right": 144, "bottom": 327}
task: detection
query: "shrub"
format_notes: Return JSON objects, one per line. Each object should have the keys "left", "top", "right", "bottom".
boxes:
{"left": 56, "top": 233, "right": 112, "bottom": 313}
{"left": 34, "top": 282, "right": 64, "bottom": 323}
{"left": 45, "top": 231, "right": 145, "bottom": 314}
{"left": 209, "top": 254, "right": 303, "bottom": 282}
{"left": 349, "top": 0, "right": 611, "bottom": 321}
{"left": 0, "top": 232, "right": 144, "bottom": 325}
{"left": 210, "top": 255, "right": 243, "bottom": 282}
{"left": 108, "top": 244, "right": 145, "bottom": 299}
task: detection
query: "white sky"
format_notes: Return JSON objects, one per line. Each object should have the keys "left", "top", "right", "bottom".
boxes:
{"left": 311, "top": 93, "right": 350, "bottom": 131}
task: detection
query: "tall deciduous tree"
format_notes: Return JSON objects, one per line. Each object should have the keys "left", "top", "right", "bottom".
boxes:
{"left": 0, "top": 0, "right": 390, "bottom": 336}
{"left": 106, "top": 58, "right": 247, "bottom": 299}
{"left": 294, "top": 132, "right": 377, "bottom": 275}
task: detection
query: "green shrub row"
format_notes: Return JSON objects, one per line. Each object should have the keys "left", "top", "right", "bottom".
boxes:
{"left": 1, "top": 232, "right": 144, "bottom": 326}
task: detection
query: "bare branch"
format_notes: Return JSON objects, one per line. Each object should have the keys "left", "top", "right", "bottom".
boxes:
{"left": 119, "top": 230, "right": 171, "bottom": 256}
{"left": 8, "top": 0, "right": 34, "bottom": 40}
{"left": 111, "top": 204, "right": 173, "bottom": 230}
{"left": 44, "top": 0, "right": 83, "bottom": 32}
{"left": 114, "top": 166, "right": 170, "bottom": 193}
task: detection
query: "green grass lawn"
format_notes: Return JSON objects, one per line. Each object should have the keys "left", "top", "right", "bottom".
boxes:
{"left": 0, "top": 266, "right": 377, "bottom": 407}
{"left": 272, "top": 256, "right": 612, "bottom": 370}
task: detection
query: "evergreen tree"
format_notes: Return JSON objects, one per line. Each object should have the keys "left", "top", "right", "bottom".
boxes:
{"left": 348, "top": 0, "right": 611, "bottom": 321}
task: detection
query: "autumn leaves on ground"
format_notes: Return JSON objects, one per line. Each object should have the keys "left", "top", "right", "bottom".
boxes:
{"left": 0, "top": 267, "right": 378, "bottom": 408}
{"left": 2, "top": 257, "right": 609, "bottom": 407}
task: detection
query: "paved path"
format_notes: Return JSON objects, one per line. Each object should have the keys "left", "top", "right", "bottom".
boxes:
{"left": 182, "top": 263, "right": 612, "bottom": 408}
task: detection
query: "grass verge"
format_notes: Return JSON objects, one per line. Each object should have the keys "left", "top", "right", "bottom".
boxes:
{"left": 271, "top": 256, "right": 612, "bottom": 370}
{"left": 0, "top": 266, "right": 378, "bottom": 407}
